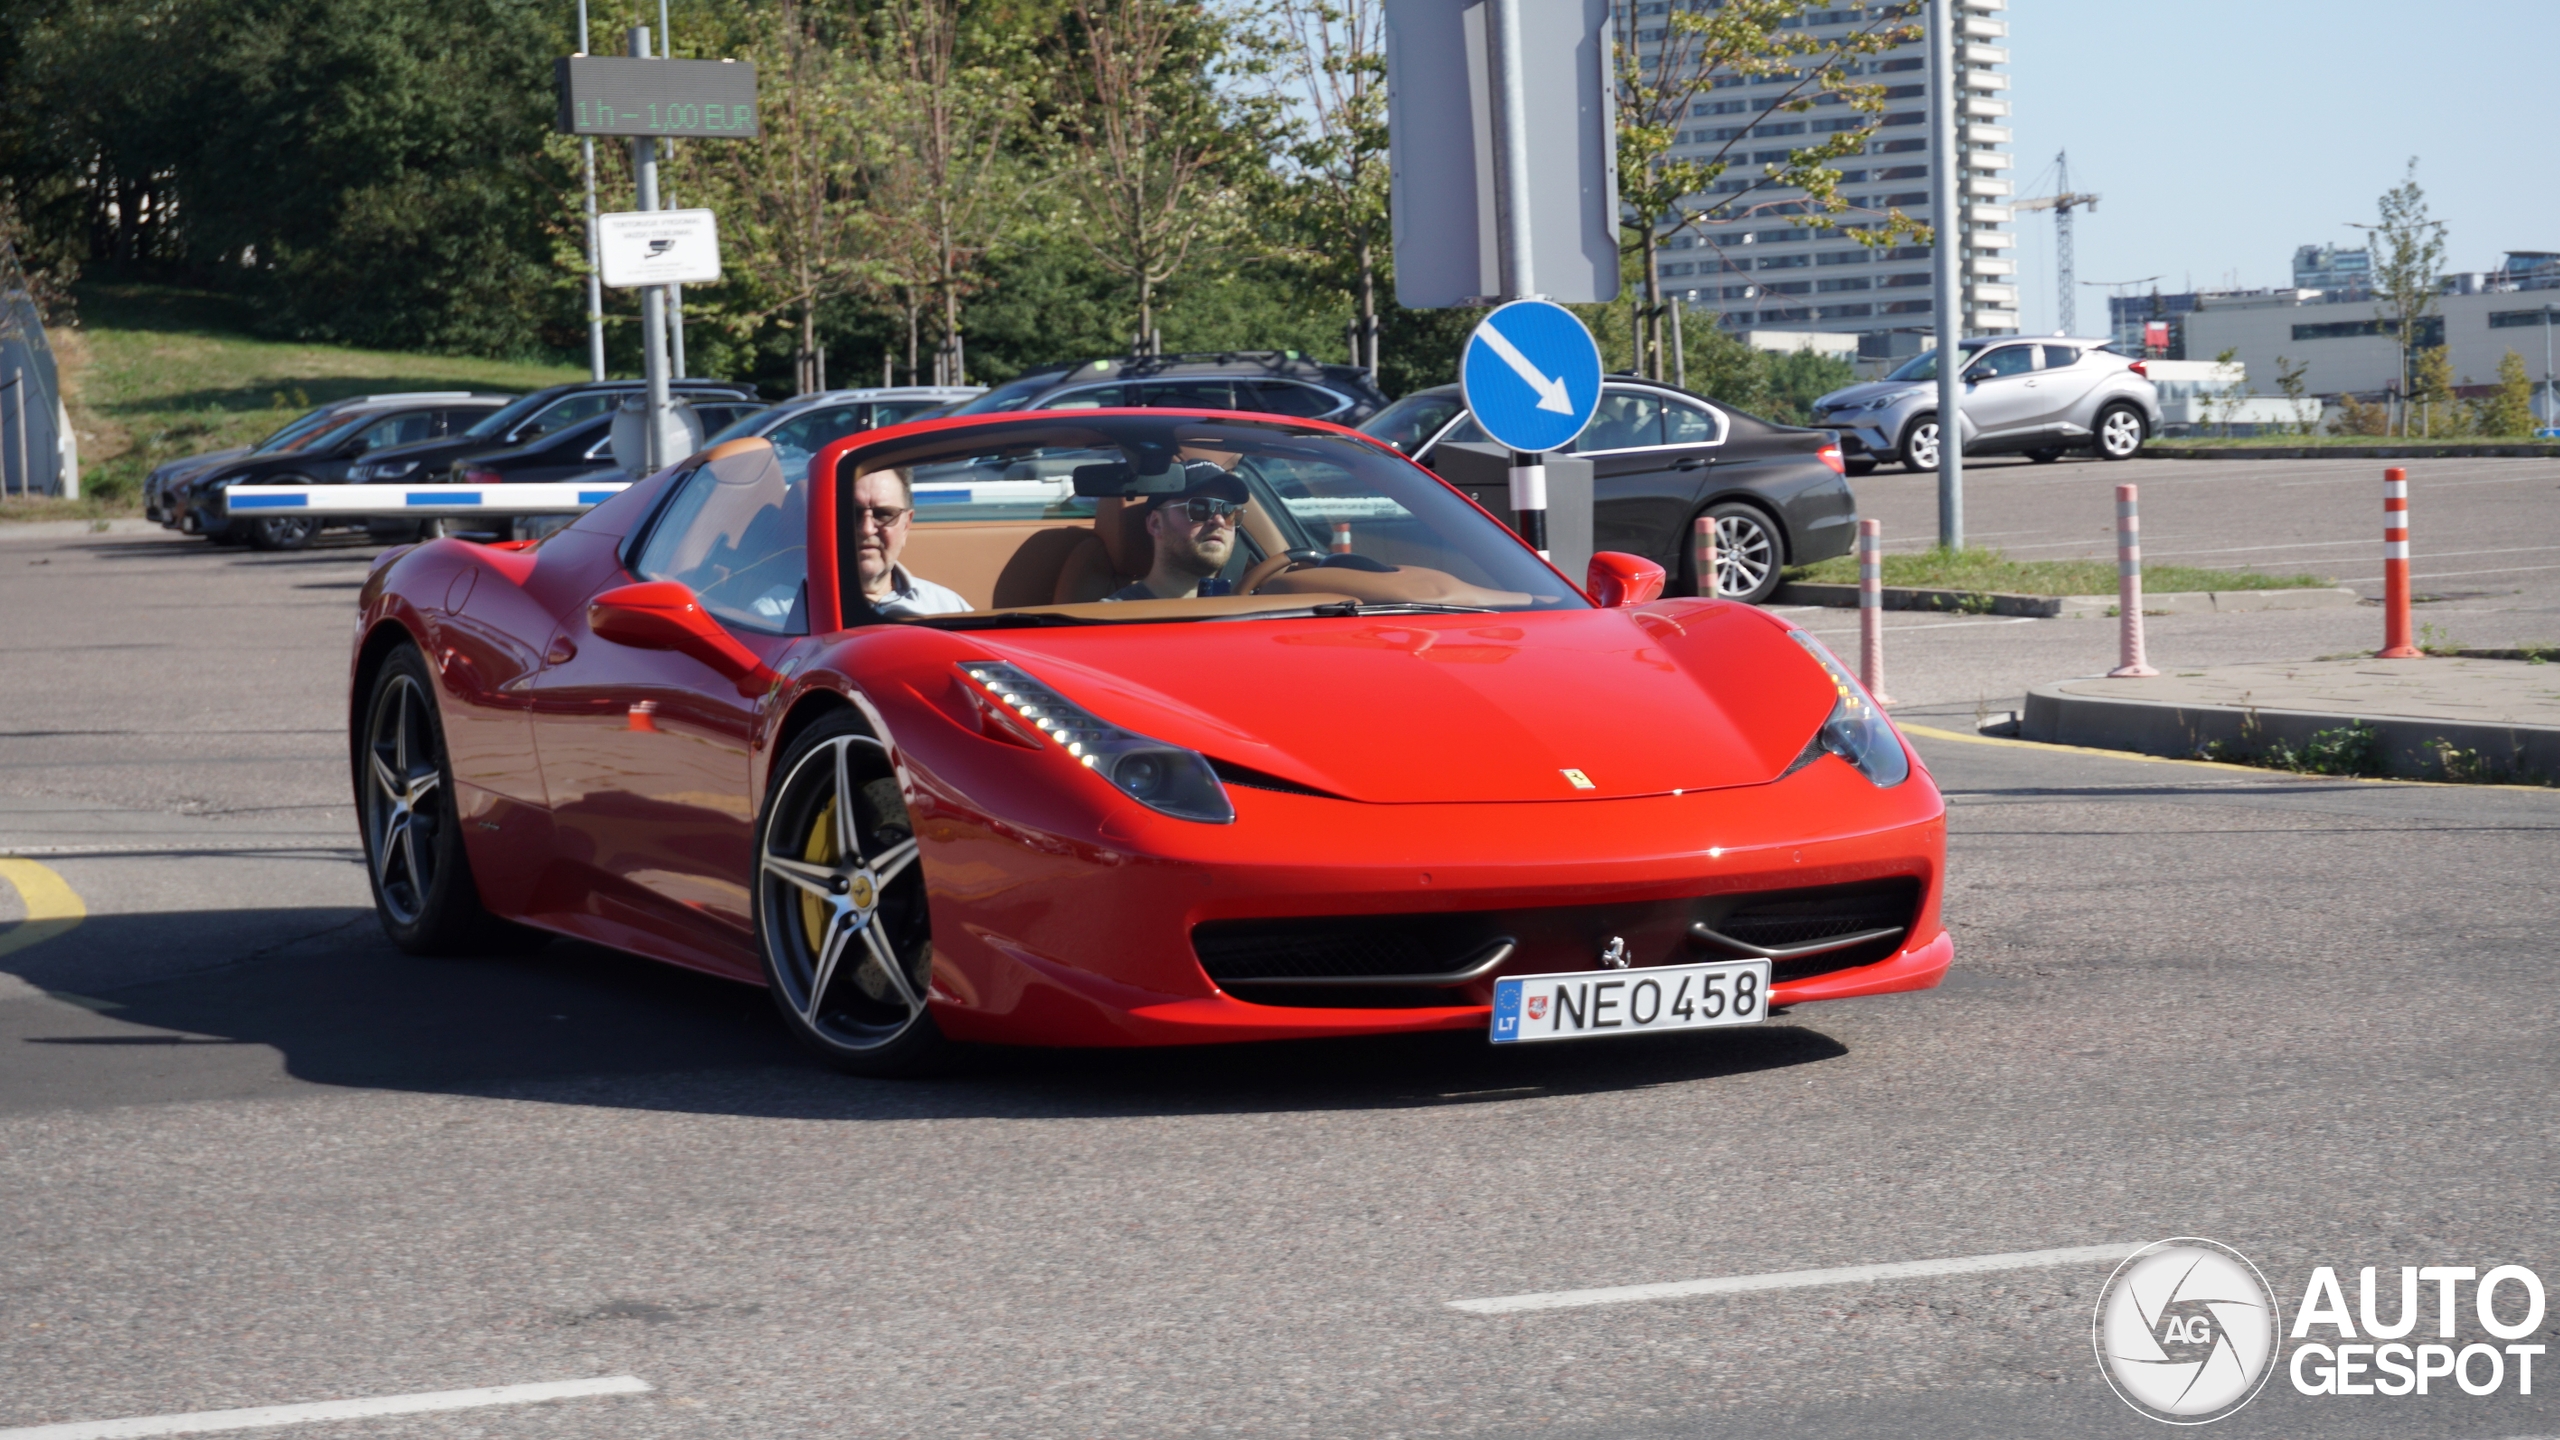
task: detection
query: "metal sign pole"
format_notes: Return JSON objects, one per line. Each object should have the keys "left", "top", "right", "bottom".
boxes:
{"left": 577, "top": 0, "right": 605, "bottom": 381}
{"left": 660, "top": 0, "right": 686, "bottom": 380}
{"left": 628, "top": 25, "right": 673, "bottom": 471}
{"left": 1928, "top": 0, "right": 1965, "bottom": 550}
{"left": 1486, "top": 0, "right": 1546, "bottom": 554}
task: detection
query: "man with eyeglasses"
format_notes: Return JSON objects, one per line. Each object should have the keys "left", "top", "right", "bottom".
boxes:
{"left": 1106, "top": 462, "right": 1249, "bottom": 602}
{"left": 852, "top": 468, "right": 971, "bottom": 617}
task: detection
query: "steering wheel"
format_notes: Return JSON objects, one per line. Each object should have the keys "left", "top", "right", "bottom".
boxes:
{"left": 1240, "top": 548, "right": 1326, "bottom": 594}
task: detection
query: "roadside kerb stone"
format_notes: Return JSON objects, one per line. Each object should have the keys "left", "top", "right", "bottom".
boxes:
{"left": 2021, "top": 655, "right": 2560, "bottom": 780}
{"left": 2145, "top": 442, "right": 2560, "bottom": 460}
{"left": 1778, "top": 582, "right": 2362, "bottom": 620}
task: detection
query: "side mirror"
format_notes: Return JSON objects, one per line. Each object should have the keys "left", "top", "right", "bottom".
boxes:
{"left": 587, "top": 581, "right": 780, "bottom": 696}
{"left": 1585, "top": 552, "right": 1667, "bottom": 608}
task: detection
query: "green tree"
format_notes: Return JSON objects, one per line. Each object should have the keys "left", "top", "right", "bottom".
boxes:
{"left": 1611, "top": 0, "right": 1922, "bottom": 384}
{"left": 2475, "top": 349, "right": 2537, "bottom": 437}
{"left": 1247, "top": 0, "right": 1386, "bottom": 373}
{"left": 2408, "top": 342, "right": 2453, "bottom": 439}
{"left": 2354, "top": 158, "right": 2445, "bottom": 435}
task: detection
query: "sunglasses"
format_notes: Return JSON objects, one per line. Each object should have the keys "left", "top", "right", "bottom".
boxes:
{"left": 1161, "top": 497, "right": 1242, "bottom": 523}
{"left": 851, "top": 505, "right": 912, "bottom": 528}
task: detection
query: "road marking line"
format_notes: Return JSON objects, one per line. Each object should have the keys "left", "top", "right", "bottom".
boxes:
{"left": 1448, "top": 1242, "right": 2141, "bottom": 1315}
{"left": 0, "top": 1377, "right": 652, "bottom": 1439}
{"left": 0, "top": 858, "right": 84, "bottom": 959}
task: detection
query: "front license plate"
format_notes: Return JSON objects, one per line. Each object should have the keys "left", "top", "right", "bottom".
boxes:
{"left": 1489, "top": 960, "right": 1772, "bottom": 1044}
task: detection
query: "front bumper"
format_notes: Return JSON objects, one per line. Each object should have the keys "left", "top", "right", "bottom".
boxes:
{"left": 912, "top": 750, "right": 1950, "bottom": 1048}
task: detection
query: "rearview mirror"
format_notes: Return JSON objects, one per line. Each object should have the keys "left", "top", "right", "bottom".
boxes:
{"left": 587, "top": 581, "right": 780, "bottom": 696}
{"left": 1585, "top": 552, "right": 1666, "bottom": 608}
{"left": 1069, "top": 448, "right": 1184, "bottom": 497}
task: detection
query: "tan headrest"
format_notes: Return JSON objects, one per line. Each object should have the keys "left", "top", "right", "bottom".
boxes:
{"left": 1094, "top": 497, "right": 1154, "bottom": 579}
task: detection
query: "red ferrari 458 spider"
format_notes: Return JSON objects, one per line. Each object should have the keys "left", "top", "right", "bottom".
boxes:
{"left": 350, "top": 410, "right": 1949, "bottom": 1074}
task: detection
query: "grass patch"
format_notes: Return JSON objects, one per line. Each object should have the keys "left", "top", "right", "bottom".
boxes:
{"left": 15, "top": 278, "right": 588, "bottom": 517}
{"left": 1786, "top": 544, "right": 2332, "bottom": 596}
{"left": 2202, "top": 721, "right": 2386, "bottom": 777}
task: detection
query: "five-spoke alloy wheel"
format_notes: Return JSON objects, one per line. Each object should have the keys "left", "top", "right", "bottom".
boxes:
{"left": 358, "top": 644, "right": 529, "bottom": 953}
{"left": 753, "top": 713, "right": 947, "bottom": 1075}
{"left": 2096, "top": 404, "right": 2146, "bottom": 461}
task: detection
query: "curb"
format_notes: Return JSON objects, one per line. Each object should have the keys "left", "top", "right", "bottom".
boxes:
{"left": 0, "top": 518, "right": 165, "bottom": 544}
{"left": 2147, "top": 443, "right": 2560, "bottom": 460}
{"left": 1778, "top": 582, "right": 2361, "bottom": 619}
{"left": 2020, "top": 682, "right": 2560, "bottom": 781}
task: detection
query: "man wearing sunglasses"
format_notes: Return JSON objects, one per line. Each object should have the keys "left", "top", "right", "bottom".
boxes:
{"left": 852, "top": 468, "right": 971, "bottom": 618}
{"left": 1106, "top": 462, "right": 1249, "bottom": 603}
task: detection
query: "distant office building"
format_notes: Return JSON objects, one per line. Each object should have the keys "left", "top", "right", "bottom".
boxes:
{"left": 2184, "top": 287, "right": 2560, "bottom": 401}
{"left": 2293, "top": 243, "right": 2370, "bottom": 297}
{"left": 1650, "top": 0, "right": 2016, "bottom": 358}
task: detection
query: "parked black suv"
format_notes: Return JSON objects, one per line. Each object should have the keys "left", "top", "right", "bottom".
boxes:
{"left": 175, "top": 395, "right": 515, "bottom": 549}
{"left": 945, "top": 352, "right": 1387, "bottom": 426}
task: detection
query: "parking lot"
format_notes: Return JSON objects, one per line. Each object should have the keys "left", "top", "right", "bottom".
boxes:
{"left": 2, "top": 453, "right": 2557, "bottom": 1439}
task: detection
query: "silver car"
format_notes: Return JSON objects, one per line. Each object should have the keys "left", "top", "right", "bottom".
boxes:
{"left": 1812, "top": 337, "right": 2160, "bottom": 474}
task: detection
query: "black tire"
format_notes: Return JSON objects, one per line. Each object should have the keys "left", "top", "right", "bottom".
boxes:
{"left": 248, "top": 515, "right": 320, "bottom": 551}
{"left": 1844, "top": 458, "right": 1878, "bottom": 478}
{"left": 1683, "top": 501, "right": 1787, "bottom": 605}
{"left": 2027, "top": 448, "right": 2065, "bottom": 464}
{"left": 2095, "top": 404, "right": 2146, "bottom": 461}
{"left": 355, "top": 644, "right": 544, "bottom": 956}
{"left": 1897, "top": 414, "right": 1943, "bottom": 473}
{"left": 752, "top": 711, "right": 951, "bottom": 1077}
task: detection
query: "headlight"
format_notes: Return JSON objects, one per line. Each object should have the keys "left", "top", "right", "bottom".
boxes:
{"left": 958, "top": 661, "right": 1236, "bottom": 824}
{"left": 1781, "top": 631, "right": 1909, "bottom": 788}
{"left": 371, "top": 460, "right": 419, "bottom": 479}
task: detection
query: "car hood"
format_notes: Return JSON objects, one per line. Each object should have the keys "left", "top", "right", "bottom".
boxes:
{"left": 159, "top": 447, "right": 248, "bottom": 481}
{"left": 1814, "top": 381, "right": 1922, "bottom": 412}
{"left": 973, "top": 602, "right": 1834, "bottom": 804}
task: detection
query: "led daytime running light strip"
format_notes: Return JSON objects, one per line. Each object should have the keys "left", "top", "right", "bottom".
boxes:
{"left": 963, "top": 663, "right": 1132, "bottom": 767}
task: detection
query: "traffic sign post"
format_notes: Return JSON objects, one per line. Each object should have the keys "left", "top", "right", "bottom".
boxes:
{"left": 1461, "top": 300, "right": 1603, "bottom": 558}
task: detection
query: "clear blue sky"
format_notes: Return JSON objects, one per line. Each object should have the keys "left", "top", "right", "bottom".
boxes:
{"left": 2002, "top": 0, "right": 2548, "bottom": 336}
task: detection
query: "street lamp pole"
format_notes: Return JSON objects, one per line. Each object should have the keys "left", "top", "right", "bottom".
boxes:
{"left": 1486, "top": 0, "right": 1548, "bottom": 555}
{"left": 1928, "top": 0, "right": 1965, "bottom": 549}
{"left": 576, "top": 0, "right": 605, "bottom": 381}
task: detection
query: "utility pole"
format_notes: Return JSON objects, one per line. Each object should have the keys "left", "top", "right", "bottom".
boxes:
{"left": 629, "top": 25, "right": 674, "bottom": 471}
{"left": 576, "top": 0, "right": 605, "bottom": 380}
{"left": 1927, "top": 0, "right": 1964, "bottom": 549}
{"left": 1486, "top": 0, "right": 1546, "bottom": 555}
{"left": 658, "top": 0, "right": 686, "bottom": 380}
{"left": 2013, "top": 152, "right": 2101, "bottom": 335}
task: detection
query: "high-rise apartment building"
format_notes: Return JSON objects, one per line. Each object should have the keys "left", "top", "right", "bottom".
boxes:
{"left": 1648, "top": 0, "right": 2016, "bottom": 358}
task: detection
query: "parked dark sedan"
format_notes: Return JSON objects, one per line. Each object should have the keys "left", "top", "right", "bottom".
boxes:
{"left": 1358, "top": 378, "right": 1853, "bottom": 604}
{"left": 175, "top": 396, "right": 513, "bottom": 549}
{"left": 946, "top": 351, "right": 1389, "bottom": 427}
{"left": 457, "top": 400, "right": 764, "bottom": 488}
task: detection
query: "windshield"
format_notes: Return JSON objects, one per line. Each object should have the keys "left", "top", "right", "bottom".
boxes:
{"left": 841, "top": 416, "right": 1583, "bottom": 625}
{"left": 705, "top": 402, "right": 879, "bottom": 483}
{"left": 1882, "top": 342, "right": 1987, "bottom": 383}
{"left": 281, "top": 413, "right": 375, "bottom": 454}
{"left": 251, "top": 408, "right": 353, "bottom": 453}
{"left": 463, "top": 390, "right": 571, "bottom": 439}
{"left": 945, "top": 372, "right": 1071, "bottom": 416}
{"left": 1356, "top": 392, "right": 1465, "bottom": 454}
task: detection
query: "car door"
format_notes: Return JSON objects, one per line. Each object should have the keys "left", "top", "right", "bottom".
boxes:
{"left": 526, "top": 444, "right": 805, "bottom": 977}
{"left": 1957, "top": 343, "right": 2042, "bottom": 443}
{"left": 1571, "top": 386, "right": 1715, "bottom": 564}
{"left": 2027, "top": 344, "right": 2106, "bottom": 436}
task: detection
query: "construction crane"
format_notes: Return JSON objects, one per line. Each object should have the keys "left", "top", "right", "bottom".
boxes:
{"left": 2011, "top": 150, "right": 2100, "bottom": 333}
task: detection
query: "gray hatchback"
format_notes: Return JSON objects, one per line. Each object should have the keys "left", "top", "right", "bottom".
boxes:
{"left": 1812, "top": 337, "right": 2160, "bottom": 474}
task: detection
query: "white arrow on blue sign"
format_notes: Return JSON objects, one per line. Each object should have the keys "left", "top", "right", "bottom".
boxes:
{"left": 1459, "top": 299, "right": 1604, "bottom": 455}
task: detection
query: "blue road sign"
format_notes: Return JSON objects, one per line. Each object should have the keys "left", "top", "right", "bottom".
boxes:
{"left": 1459, "top": 300, "right": 1603, "bottom": 454}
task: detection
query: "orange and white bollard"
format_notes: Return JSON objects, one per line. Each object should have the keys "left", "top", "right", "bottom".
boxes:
{"left": 2377, "top": 467, "right": 2421, "bottom": 658}
{"left": 1694, "top": 514, "right": 1718, "bottom": 598}
{"left": 2107, "top": 482, "right": 2159, "bottom": 678}
{"left": 1330, "top": 520, "right": 1354, "bottom": 555}
{"left": 1857, "top": 518, "right": 1893, "bottom": 703}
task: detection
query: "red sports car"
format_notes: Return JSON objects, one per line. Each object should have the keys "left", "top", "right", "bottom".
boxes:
{"left": 350, "top": 410, "right": 1948, "bottom": 1075}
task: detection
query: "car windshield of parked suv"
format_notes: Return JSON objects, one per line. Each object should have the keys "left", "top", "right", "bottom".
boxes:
{"left": 251, "top": 408, "right": 356, "bottom": 454}
{"left": 1357, "top": 392, "right": 1465, "bottom": 454}
{"left": 945, "top": 372, "right": 1071, "bottom": 416}
{"left": 1881, "top": 341, "right": 1989, "bottom": 384}
{"left": 842, "top": 417, "right": 1583, "bottom": 625}
{"left": 461, "top": 391, "right": 563, "bottom": 439}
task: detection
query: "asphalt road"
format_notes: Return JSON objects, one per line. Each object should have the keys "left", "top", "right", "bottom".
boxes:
{"left": 2, "top": 494, "right": 2556, "bottom": 1439}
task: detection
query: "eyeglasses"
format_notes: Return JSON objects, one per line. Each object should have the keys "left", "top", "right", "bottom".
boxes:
{"left": 851, "top": 505, "right": 912, "bottom": 529}
{"left": 1163, "top": 497, "right": 1242, "bottom": 524}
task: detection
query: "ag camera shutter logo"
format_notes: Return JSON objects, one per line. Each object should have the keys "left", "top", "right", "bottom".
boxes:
{"left": 2093, "top": 1238, "right": 2282, "bottom": 1424}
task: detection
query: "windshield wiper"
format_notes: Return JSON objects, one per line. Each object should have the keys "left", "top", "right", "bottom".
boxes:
{"left": 905, "top": 611, "right": 1114, "bottom": 631}
{"left": 1236, "top": 600, "right": 1498, "bottom": 620}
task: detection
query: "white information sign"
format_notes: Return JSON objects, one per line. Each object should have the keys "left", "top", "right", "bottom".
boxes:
{"left": 597, "top": 209, "right": 722, "bottom": 288}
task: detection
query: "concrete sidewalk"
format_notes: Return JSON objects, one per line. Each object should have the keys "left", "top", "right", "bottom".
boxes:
{"left": 2021, "top": 655, "right": 2560, "bottom": 780}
